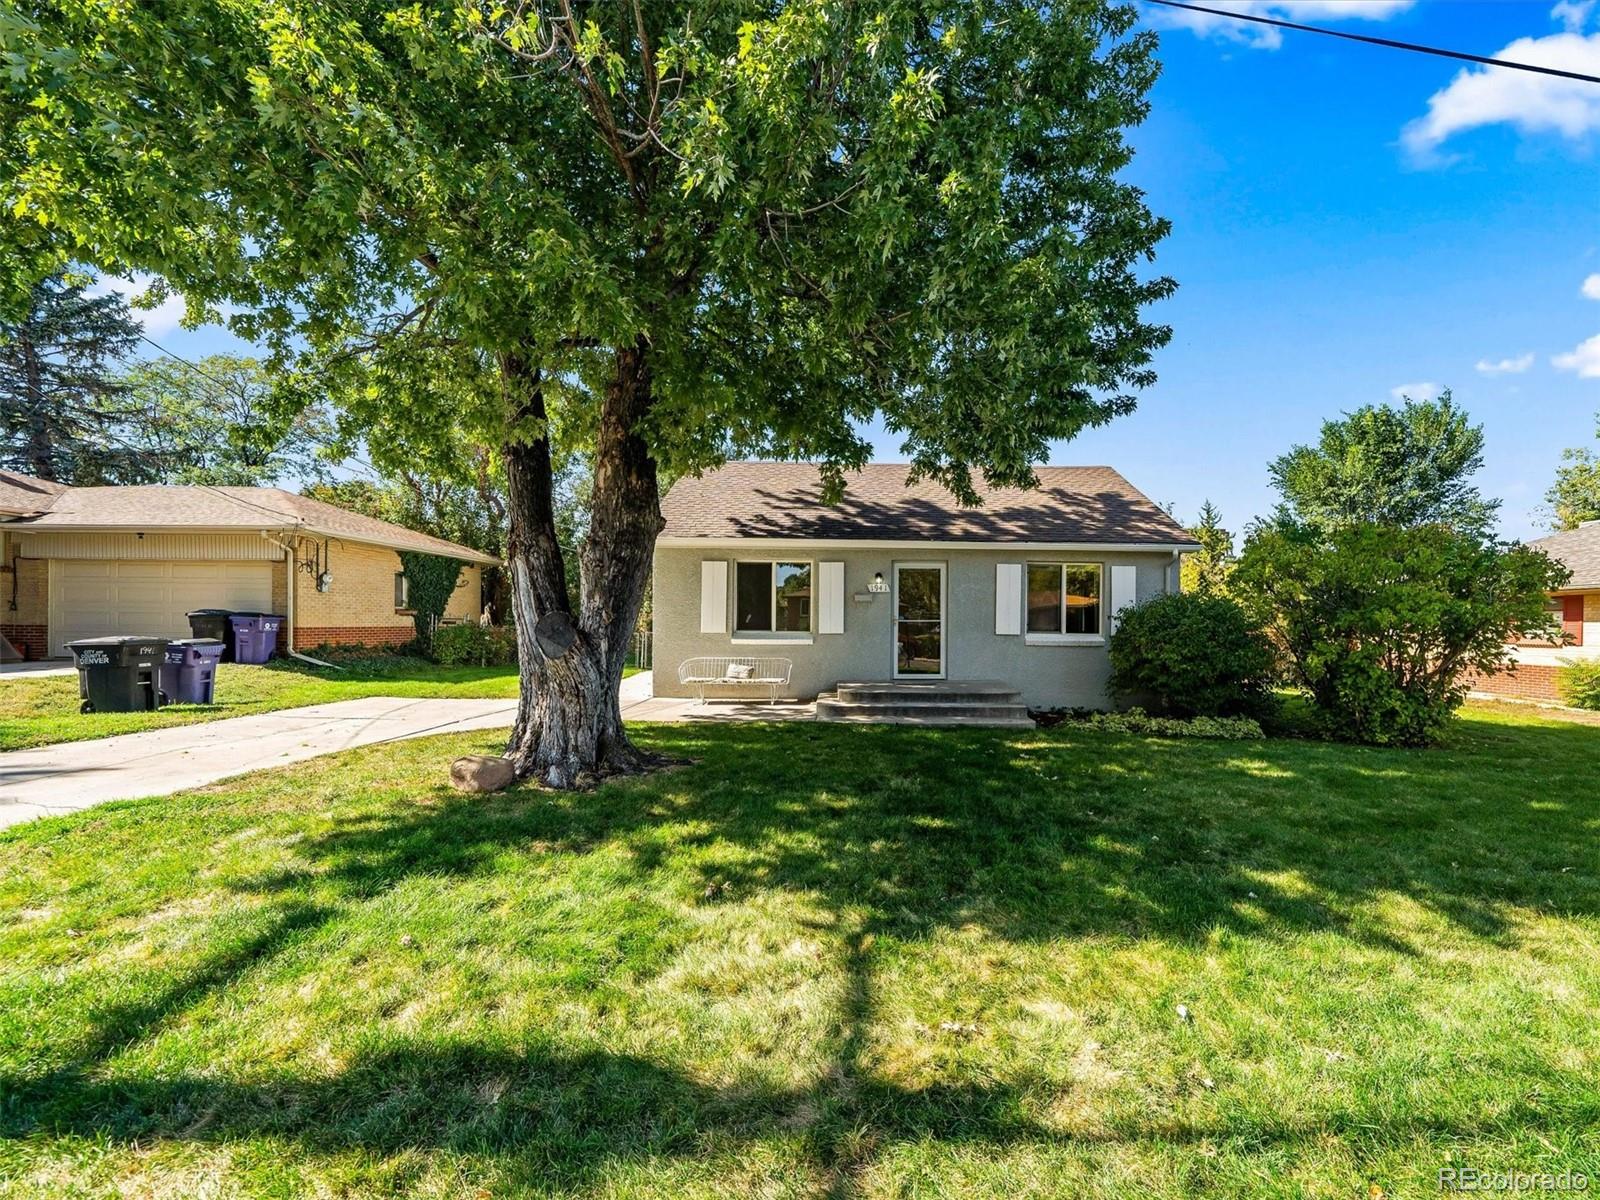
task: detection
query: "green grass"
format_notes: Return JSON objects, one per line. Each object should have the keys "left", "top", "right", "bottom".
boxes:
{"left": 2, "top": 704, "right": 1598, "bottom": 1197}
{"left": 1, "top": 657, "right": 630, "bottom": 750}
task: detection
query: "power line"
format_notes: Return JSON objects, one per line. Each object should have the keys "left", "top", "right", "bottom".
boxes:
{"left": 1144, "top": 0, "right": 1600, "bottom": 84}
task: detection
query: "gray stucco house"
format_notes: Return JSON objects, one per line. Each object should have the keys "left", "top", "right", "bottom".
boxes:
{"left": 651, "top": 462, "right": 1199, "bottom": 710}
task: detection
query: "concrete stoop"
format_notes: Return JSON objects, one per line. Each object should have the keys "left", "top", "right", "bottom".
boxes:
{"left": 814, "top": 680, "right": 1034, "bottom": 728}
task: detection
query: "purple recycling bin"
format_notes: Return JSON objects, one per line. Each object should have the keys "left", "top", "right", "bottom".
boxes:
{"left": 228, "top": 613, "right": 285, "bottom": 664}
{"left": 159, "top": 638, "right": 225, "bottom": 704}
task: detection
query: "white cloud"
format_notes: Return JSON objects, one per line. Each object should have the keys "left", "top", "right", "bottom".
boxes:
{"left": 1553, "top": 0, "right": 1596, "bottom": 33}
{"left": 1145, "top": 1, "right": 1415, "bottom": 50}
{"left": 84, "top": 273, "right": 187, "bottom": 338}
{"left": 1475, "top": 352, "right": 1535, "bottom": 375}
{"left": 1554, "top": 333, "right": 1600, "bottom": 377}
{"left": 1390, "top": 381, "right": 1440, "bottom": 401}
{"left": 1583, "top": 272, "right": 1600, "bottom": 299}
{"left": 1401, "top": 31, "right": 1600, "bottom": 159}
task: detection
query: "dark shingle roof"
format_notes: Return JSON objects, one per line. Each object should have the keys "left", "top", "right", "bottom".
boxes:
{"left": 662, "top": 462, "right": 1198, "bottom": 546}
{"left": 1532, "top": 522, "right": 1600, "bottom": 591}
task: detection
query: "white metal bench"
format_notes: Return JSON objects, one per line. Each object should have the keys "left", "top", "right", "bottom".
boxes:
{"left": 677, "top": 656, "right": 793, "bottom": 704}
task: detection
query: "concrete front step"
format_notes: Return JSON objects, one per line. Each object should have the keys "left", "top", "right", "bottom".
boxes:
{"left": 816, "top": 679, "right": 1034, "bottom": 727}
{"left": 833, "top": 679, "right": 1023, "bottom": 705}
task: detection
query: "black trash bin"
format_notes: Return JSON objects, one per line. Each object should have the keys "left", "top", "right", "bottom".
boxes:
{"left": 186, "top": 609, "right": 237, "bottom": 661}
{"left": 67, "top": 636, "right": 169, "bottom": 713}
{"left": 229, "top": 613, "right": 284, "bottom": 664}
{"left": 160, "top": 638, "right": 225, "bottom": 705}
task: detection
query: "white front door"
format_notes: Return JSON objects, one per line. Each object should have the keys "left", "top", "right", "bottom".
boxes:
{"left": 893, "top": 562, "right": 945, "bottom": 679}
{"left": 49, "top": 560, "right": 274, "bottom": 656}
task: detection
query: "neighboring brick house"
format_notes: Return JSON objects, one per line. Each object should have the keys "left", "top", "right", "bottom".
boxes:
{"left": 1467, "top": 521, "right": 1600, "bottom": 702}
{"left": 0, "top": 470, "right": 496, "bottom": 661}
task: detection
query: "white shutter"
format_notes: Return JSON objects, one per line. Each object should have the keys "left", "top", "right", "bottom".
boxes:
{"left": 818, "top": 561, "right": 845, "bottom": 634}
{"left": 700, "top": 560, "right": 728, "bottom": 634}
{"left": 995, "top": 563, "right": 1022, "bottom": 636}
{"left": 1110, "top": 564, "right": 1138, "bottom": 633}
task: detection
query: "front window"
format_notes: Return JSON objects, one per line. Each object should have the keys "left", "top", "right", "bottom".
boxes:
{"left": 735, "top": 561, "right": 812, "bottom": 633}
{"left": 1026, "top": 563, "right": 1101, "bottom": 636}
{"left": 394, "top": 572, "right": 410, "bottom": 609}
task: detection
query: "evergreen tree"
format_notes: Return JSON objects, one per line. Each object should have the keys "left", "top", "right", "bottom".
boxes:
{"left": 1181, "top": 500, "right": 1234, "bottom": 595}
{"left": 0, "top": 273, "right": 144, "bottom": 482}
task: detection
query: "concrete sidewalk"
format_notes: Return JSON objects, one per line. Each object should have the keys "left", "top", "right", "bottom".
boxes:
{"left": 0, "top": 696, "right": 516, "bottom": 828}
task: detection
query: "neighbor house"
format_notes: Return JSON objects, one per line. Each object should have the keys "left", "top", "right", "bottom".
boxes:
{"left": 0, "top": 471, "right": 496, "bottom": 661}
{"left": 1468, "top": 520, "right": 1600, "bottom": 702}
{"left": 652, "top": 462, "right": 1199, "bottom": 709}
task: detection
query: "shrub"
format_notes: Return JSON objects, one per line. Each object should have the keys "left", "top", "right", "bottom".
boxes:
{"left": 1559, "top": 660, "right": 1600, "bottom": 710}
{"left": 1232, "top": 518, "right": 1569, "bottom": 747}
{"left": 1084, "top": 708, "right": 1264, "bottom": 740}
{"left": 432, "top": 623, "right": 516, "bottom": 667}
{"left": 1108, "top": 591, "right": 1275, "bottom": 717}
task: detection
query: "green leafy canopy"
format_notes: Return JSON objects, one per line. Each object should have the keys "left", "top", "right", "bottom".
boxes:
{"left": 1, "top": 0, "right": 1174, "bottom": 498}
{"left": 1268, "top": 391, "right": 1498, "bottom": 535}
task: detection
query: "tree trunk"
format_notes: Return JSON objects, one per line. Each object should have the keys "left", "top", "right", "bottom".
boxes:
{"left": 501, "top": 342, "right": 664, "bottom": 788}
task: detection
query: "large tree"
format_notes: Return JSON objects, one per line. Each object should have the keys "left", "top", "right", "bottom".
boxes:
{"left": 1268, "top": 391, "right": 1497, "bottom": 535}
{"left": 119, "top": 354, "right": 336, "bottom": 486}
{"left": 0, "top": 272, "right": 144, "bottom": 482}
{"left": 1545, "top": 412, "right": 1600, "bottom": 530}
{"left": 2, "top": 1, "right": 1173, "bottom": 786}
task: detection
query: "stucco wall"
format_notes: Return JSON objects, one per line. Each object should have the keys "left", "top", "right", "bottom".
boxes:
{"left": 652, "top": 543, "right": 1180, "bottom": 709}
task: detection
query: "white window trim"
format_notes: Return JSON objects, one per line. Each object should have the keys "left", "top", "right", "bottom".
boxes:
{"left": 1025, "top": 633, "right": 1106, "bottom": 647}
{"left": 733, "top": 559, "right": 814, "bottom": 637}
{"left": 1024, "top": 561, "right": 1103, "bottom": 639}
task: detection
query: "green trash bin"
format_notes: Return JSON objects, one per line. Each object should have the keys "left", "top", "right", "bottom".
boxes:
{"left": 67, "top": 636, "right": 169, "bottom": 713}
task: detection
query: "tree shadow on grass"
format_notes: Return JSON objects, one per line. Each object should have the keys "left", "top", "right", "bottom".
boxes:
{"left": 234, "top": 714, "right": 1600, "bottom": 955}
{"left": 7, "top": 714, "right": 1600, "bottom": 1191}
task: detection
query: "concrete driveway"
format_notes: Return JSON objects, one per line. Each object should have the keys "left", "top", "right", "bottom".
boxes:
{"left": 0, "top": 696, "right": 516, "bottom": 829}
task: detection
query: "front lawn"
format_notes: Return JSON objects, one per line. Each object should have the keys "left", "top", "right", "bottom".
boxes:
{"left": 0, "top": 657, "right": 523, "bottom": 751}
{"left": 2, "top": 705, "right": 1598, "bottom": 1196}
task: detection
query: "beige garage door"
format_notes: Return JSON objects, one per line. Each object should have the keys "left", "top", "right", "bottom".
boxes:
{"left": 49, "top": 560, "right": 274, "bottom": 656}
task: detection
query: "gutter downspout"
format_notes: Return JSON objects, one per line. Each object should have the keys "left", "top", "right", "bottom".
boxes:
{"left": 259, "top": 530, "right": 342, "bottom": 670}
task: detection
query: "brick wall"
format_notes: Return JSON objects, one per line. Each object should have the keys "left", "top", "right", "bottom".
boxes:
{"left": 1465, "top": 662, "right": 1565, "bottom": 703}
{"left": 291, "top": 543, "right": 483, "bottom": 649}
{"left": 1, "top": 623, "right": 48, "bottom": 660}
{"left": 296, "top": 625, "right": 416, "bottom": 650}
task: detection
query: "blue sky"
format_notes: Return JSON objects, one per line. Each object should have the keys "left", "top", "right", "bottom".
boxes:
{"left": 103, "top": 0, "right": 1600, "bottom": 540}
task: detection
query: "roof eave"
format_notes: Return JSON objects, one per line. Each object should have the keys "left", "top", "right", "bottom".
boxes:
{"left": 656, "top": 535, "right": 1203, "bottom": 553}
{"left": 5, "top": 520, "right": 499, "bottom": 566}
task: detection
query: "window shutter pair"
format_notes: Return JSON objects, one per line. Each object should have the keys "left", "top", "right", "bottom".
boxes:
{"left": 700, "top": 559, "right": 844, "bottom": 634}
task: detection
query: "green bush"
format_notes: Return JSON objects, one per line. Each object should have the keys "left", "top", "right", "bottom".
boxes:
{"left": 1232, "top": 519, "right": 1569, "bottom": 747}
{"left": 431, "top": 623, "right": 517, "bottom": 667}
{"left": 1108, "top": 591, "right": 1275, "bottom": 717}
{"left": 1559, "top": 660, "right": 1600, "bottom": 710}
{"left": 1082, "top": 708, "right": 1264, "bottom": 740}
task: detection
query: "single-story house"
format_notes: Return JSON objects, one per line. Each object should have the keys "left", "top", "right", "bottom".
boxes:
{"left": 1468, "top": 520, "right": 1600, "bottom": 702}
{"left": 652, "top": 462, "right": 1200, "bottom": 709}
{"left": 0, "top": 470, "right": 497, "bottom": 661}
